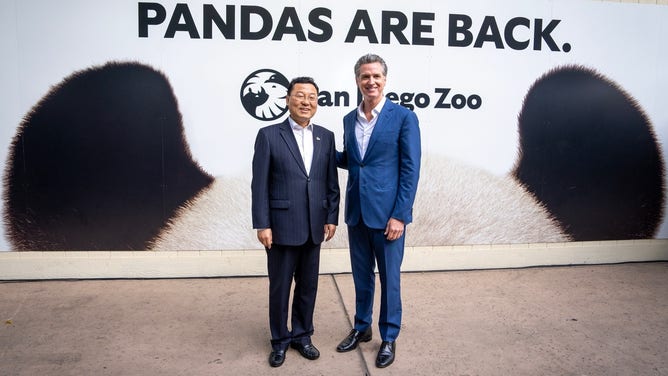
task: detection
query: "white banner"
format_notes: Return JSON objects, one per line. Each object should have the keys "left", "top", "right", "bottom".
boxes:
{"left": 0, "top": 0, "right": 666, "bottom": 251}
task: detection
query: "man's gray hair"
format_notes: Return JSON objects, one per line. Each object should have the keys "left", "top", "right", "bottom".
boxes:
{"left": 354, "top": 54, "right": 388, "bottom": 78}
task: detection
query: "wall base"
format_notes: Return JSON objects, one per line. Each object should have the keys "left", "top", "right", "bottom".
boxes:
{"left": 1, "top": 239, "right": 666, "bottom": 280}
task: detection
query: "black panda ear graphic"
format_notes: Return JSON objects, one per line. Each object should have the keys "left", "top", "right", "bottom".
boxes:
{"left": 3, "top": 62, "right": 214, "bottom": 251}
{"left": 513, "top": 65, "right": 665, "bottom": 241}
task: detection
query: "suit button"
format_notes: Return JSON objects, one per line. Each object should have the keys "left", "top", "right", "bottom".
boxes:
{"left": 360, "top": 163, "right": 365, "bottom": 167}
{"left": 307, "top": 178, "right": 311, "bottom": 182}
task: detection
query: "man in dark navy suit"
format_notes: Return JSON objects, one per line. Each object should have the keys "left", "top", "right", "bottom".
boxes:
{"left": 336, "top": 54, "right": 421, "bottom": 368}
{"left": 251, "top": 77, "right": 340, "bottom": 368}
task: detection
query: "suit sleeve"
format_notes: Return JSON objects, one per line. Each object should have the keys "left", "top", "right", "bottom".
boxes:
{"left": 391, "top": 110, "right": 421, "bottom": 224}
{"left": 251, "top": 129, "right": 271, "bottom": 229}
{"left": 336, "top": 149, "right": 348, "bottom": 170}
{"left": 336, "top": 115, "right": 349, "bottom": 169}
{"left": 326, "top": 133, "right": 340, "bottom": 225}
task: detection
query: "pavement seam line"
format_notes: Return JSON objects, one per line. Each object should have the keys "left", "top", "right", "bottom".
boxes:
{"left": 331, "top": 274, "right": 372, "bottom": 376}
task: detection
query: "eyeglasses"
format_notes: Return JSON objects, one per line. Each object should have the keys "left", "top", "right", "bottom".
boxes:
{"left": 290, "top": 92, "right": 318, "bottom": 102}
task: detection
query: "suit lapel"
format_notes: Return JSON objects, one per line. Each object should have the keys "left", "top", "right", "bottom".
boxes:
{"left": 279, "top": 120, "right": 307, "bottom": 175}
{"left": 363, "top": 101, "right": 394, "bottom": 161}
{"left": 312, "top": 125, "right": 323, "bottom": 168}
{"left": 345, "top": 113, "right": 362, "bottom": 162}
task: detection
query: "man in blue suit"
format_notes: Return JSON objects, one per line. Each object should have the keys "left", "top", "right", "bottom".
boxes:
{"left": 252, "top": 77, "right": 340, "bottom": 367}
{"left": 335, "top": 54, "right": 421, "bottom": 368}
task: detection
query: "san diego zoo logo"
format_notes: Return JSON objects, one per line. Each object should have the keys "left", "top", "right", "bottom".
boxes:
{"left": 240, "top": 69, "right": 290, "bottom": 121}
{"left": 240, "top": 68, "right": 483, "bottom": 121}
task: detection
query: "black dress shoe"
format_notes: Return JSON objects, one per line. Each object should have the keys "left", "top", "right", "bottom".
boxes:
{"left": 269, "top": 349, "right": 286, "bottom": 367}
{"left": 336, "top": 328, "right": 372, "bottom": 352}
{"left": 375, "top": 341, "right": 395, "bottom": 368}
{"left": 290, "top": 342, "right": 320, "bottom": 360}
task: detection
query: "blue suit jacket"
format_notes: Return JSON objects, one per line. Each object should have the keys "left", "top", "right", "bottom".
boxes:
{"left": 252, "top": 119, "right": 340, "bottom": 246}
{"left": 338, "top": 100, "right": 421, "bottom": 229}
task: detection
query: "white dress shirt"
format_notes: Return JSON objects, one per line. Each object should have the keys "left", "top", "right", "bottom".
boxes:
{"left": 355, "top": 97, "right": 386, "bottom": 159}
{"left": 288, "top": 117, "right": 314, "bottom": 175}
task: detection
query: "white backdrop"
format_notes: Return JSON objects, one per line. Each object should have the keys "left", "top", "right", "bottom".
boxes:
{"left": 0, "top": 0, "right": 666, "bottom": 250}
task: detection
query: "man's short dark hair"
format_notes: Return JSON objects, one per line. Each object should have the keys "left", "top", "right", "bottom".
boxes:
{"left": 287, "top": 77, "right": 319, "bottom": 95}
{"left": 354, "top": 54, "right": 388, "bottom": 78}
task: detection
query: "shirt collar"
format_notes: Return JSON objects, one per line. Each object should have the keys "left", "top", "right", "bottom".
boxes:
{"left": 357, "top": 96, "right": 386, "bottom": 120}
{"left": 288, "top": 116, "right": 313, "bottom": 131}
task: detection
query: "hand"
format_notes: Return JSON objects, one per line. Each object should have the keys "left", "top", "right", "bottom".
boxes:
{"left": 257, "top": 228, "right": 272, "bottom": 249}
{"left": 324, "top": 224, "right": 337, "bottom": 241}
{"left": 384, "top": 218, "right": 404, "bottom": 241}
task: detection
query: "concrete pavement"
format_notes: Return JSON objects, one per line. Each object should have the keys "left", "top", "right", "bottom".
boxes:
{"left": 1, "top": 262, "right": 667, "bottom": 375}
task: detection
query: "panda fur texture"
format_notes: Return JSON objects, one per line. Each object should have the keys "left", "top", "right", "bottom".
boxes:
{"left": 150, "top": 157, "right": 569, "bottom": 250}
{"left": 3, "top": 62, "right": 213, "bottom": 251}
{"left": 514, "top": 66, "right": 665, "bottom": 240}
{"left": 3, "top": 62, "right": 665, "bottom": 251}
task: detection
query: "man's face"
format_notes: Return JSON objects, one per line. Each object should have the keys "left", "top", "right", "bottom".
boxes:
{"left": 286, "top": 83, "right": 318, "bottom": 126}
{"left": 356, "top": 62, "right": 386, "bottom": 102}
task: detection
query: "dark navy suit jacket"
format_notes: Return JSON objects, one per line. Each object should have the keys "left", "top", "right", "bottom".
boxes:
{"left": 252, "top": 119, "right": 339, "bottom": 246}
{"left": 338, "top": 100, "right": 421, "bottom": 229}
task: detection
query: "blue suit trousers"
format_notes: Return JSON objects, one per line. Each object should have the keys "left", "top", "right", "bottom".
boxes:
{"left": 348, "top": 222, "right": 404, "bottom": 342}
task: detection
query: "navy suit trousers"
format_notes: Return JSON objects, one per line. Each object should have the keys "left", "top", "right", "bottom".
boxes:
{"left": 266, "top": 239, "right": 320, "bottom": 350}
